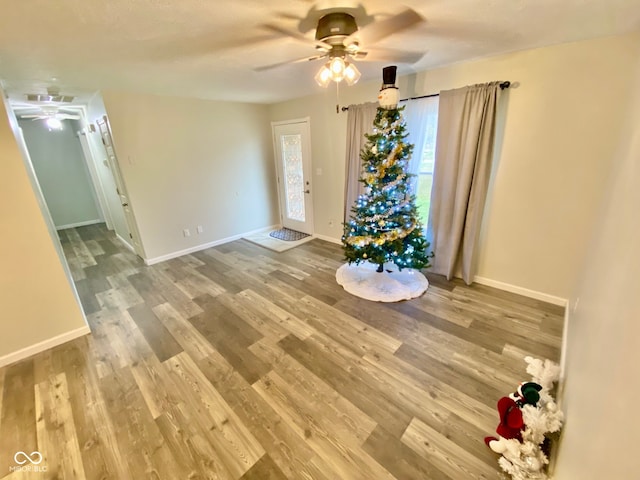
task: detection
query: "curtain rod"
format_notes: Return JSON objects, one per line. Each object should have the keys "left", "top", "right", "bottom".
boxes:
{"left": 340, "top": 81, "right": 511, "bottom": 112}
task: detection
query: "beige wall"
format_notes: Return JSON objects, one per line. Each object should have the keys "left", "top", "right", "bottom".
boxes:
{"left": 553, "top": 47, "right": 640, "bottom": 479}
{"left": 101, "top": 91, "right": 278, "bottom": 261}
{"left": 269, "top": 31, "right": 640, "bottom": 300}
{"left": 0, "top": 92, "right": 86, "bottom": 362}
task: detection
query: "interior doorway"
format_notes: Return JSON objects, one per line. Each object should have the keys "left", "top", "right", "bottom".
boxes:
{"left": 271, "top": 118, "right": 314, "bottom": 235}
{"left": 6, "top": 94, "right": 145, "bottom": 321}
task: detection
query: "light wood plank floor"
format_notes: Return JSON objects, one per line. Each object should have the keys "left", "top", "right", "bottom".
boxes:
{"left": 0, "top": 224, "right": 563, "bottom": 479}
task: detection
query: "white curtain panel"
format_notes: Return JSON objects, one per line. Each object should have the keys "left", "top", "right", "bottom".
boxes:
{"left": 343, "top": 102, "right": 379, "bottom": 222}
{"left": 428, "top": 82, "right": 500, "bottom": 284}
{"left": 403, "top": 96, "right": 439, "bottom": 194}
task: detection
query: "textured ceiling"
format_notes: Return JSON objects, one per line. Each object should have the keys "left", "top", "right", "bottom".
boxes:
{"left": 1, "top": 0, "right": 639, "bottom": 106}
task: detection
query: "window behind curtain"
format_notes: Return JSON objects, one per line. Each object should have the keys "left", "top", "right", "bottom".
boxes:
{"left": 416, "top": 111, "right": 437, "bottom": 223}
{"left": 404, "top": 96, "right": 439, "bottom": 226}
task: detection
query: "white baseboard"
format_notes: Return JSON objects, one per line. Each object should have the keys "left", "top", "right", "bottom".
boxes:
{"left": 312, "top": 233, "right": 342, "bottom": 245}
{"left": 144, "top": 224, "right": 280, "bottom": 266}
{"left": 56, "top": 219, "right": 102, "bottom": 230}
{"left": 116, "top": 233, "right": 136, "bottom": 253}
{"left": 0, "top": 326, "right": 91, "bottom": 368}
{"left": 473, "top": 275, "right": 568, "bottom": 307}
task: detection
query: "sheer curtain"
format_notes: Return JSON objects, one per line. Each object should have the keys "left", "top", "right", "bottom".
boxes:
{"left": 427, "top": 82, "right": 501, "bottom": 284}
{"left": 343, "top": 102, "right": 378, "bottom": 221}
{"left": 403, "top": 96, "right": 439, "bottom": 194}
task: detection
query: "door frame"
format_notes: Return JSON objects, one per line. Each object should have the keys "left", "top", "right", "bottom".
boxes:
{"left": 96, "top": 115, "right": 145, "bottom": 258}
{"left": 271, "top": 117, "right": 315, "bottom": 235}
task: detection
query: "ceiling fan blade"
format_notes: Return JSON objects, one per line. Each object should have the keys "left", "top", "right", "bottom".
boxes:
{"left": 262, "top": 24, "right": 312, "bottom": 44}
{"left": 262, "top": 24, "right": 333, "bottom": 51}
{"left": 58, "top": 114, "right": 81, "bottom": 120}
{"left": 350, "top": 51, "right": 368, "bottom": 60}
{"left": 272, "top": 11, "right": 303, "bottom": 22}
{"left": 347, "top": 8, "right": 424, "bottom": 46}
{"left": 20, "top": 114, "right": 44, "bottom": 119}
{"left": 148, "top": 30, "right": 284, "bottom": 62}
{"left": 359, "top": 47, "right": 426, "bottom": 64}
{"left": 255, "top": 53, "right": 327, "bottom": 72}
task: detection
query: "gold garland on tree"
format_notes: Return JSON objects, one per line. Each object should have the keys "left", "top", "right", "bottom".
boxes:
{"left": 345, "top": 222, "right": 417, "bottom": 247}
{"left": 348, "top": 141, "right": 415, "bottom": 248}
{"left": 363, "top": 144, "right": 404, "bottom": 186}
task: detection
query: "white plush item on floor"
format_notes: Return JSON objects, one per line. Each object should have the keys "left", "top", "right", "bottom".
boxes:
{"left": 336, "top": 262, "right": 429, "bottom": 302}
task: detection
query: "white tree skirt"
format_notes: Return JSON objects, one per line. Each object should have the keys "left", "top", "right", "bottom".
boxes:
{"left": 336, "top": 262, "right": 429, "bottom": 302}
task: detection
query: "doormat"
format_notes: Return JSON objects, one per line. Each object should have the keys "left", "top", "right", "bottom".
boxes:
{"left": 269, "top": 228, "right": 310, "bottom": 241}
{"left": 243, "top": 230, "right": 314, "bottom": 252}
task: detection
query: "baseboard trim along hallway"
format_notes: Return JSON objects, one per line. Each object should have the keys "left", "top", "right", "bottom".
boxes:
{"left": 0, "top": 325, "right": 91, "bottom": 368}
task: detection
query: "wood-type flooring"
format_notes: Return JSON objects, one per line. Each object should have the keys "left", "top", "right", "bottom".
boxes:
{"left": 0, "top": 223, "right": 564, "bottom": 479}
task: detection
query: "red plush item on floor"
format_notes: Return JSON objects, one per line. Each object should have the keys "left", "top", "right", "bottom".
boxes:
{"left": 496, "top": 396, "right": 524, "bottom": 440}
{"left": 484, "top": 396, "right": 525, "bottom": 447}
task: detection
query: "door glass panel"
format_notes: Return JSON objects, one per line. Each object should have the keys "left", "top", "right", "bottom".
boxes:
{"left": 281, "top": 134, "right": 305, "bottom": 222}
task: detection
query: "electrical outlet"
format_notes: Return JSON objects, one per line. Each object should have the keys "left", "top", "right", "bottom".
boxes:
{"left": 197, "top": 225, "right": 204, "bottom": 234}
{"left": 183, "top": 229, "right": 191, "bottom": 237}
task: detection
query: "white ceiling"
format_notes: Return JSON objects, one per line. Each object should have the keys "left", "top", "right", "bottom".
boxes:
{"left": 1, "top": 0, "right": 639, "bottom": 106}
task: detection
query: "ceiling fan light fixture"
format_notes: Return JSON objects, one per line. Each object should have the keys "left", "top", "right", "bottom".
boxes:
{"left": 315, "top": 57, "right": 361, "bottom": 88}
{"left": 329, "top": 56, "right": 346, "bottom": 81}
{"left": 314, "top": 64, "right": 333, "bottom": 87}
{"left": 46, "top": 117, "right": 62, "bottom": 130}
{"left": 344, "top": 62, "right": 361, "bottom": 86}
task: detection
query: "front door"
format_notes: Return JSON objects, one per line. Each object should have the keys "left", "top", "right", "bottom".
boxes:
{"left": 272, "top": 119, "right": 314, "bottom": 235}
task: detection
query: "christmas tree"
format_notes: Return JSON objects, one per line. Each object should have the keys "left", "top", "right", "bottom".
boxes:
{"left": 342, "top": 66, "right": 432, "bottom": 273}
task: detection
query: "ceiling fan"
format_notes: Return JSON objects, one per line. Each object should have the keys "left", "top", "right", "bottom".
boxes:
{"left": 257, "top": 7, "right": 426, "bottom": 86}
{"left": 18, "top": 106, "right": 81, "bottom": 129}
